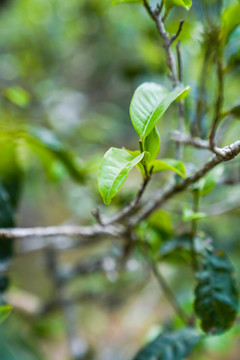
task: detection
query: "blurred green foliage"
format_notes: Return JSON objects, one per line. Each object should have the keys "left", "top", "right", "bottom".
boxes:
{"left": 0, "top": 0, "right": 240, "bottom": 359}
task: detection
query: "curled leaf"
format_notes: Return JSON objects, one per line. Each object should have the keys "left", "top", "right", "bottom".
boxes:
{"left": 98, "top": 147, "right": 145, "bottom": 205}
{"left": 151, "top": 158, "right": 186, "bottom": 178}
{"left": 130, "top": 82, "right": 190, "bottom": 139}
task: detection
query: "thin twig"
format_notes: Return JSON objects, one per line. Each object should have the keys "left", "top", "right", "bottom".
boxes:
{"left": 91, "top": 208, "right": 103, "bottom": 226}
{"left": 143, "top": 0, "right": 178, "bottom": 85}
{"left": 171, "top": 131, "right": 213, "bottom": 151}
{"left": 104, "top": 175, "right": 151, "bottom": 225}
{"left": 176, "top": 41, "right": 182, "bottom": 82}
{"left": 209, "top": 56, "right": 224, "bottom": 150}
{"left": 170, "top": 20, "right": 185, "bottom": 45}
{"left": 176, "top": 42, "right": 185, "bottom": 159}
{"left": 192, "top": 49, "right": 210, "bottom": 137}
{"left": 1, "top": 141, "right": 240, "bottom": 248}
{"left": 131, "top": 139, "right": 240, "bottom": 224}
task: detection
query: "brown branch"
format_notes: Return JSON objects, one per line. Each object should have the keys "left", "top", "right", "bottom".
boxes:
{"left": 104, "top": 175, "right": 151, "bottom": 225}
{"left": 143, "top": 0, "right": 178, "bottom": 85}
{"left": 170, "top": 20, "right": 185, "bottom": 45}
{"left": 2, "top": 142, "right": 240, "bottom": 250}
{"left": 171, "top": 131, "right": 227, "bottom": 158}
{"left": 171, "top": 131, "right": 213, "bottom": 151}
{"left": 131, "top": 139, "right": 240, "bottom": 224}
{"left": 91, "top": 208, "right": 103, "bottom": 225}
{"left": 176, "top": 41, "right": 182, "bottom": 82}
{"left": 0, "top": 224, "right": 121, "bottom": 239}
{"left": 175, "top": 42, "right": 185, "bottom": 159}
{"left": 0, "top": 224, "right": 123, "bottom": 253}
{"left": 209, "top": 56, "right": 224, "bottom": 150}
{"left": 192, "top": 49, "right": 210, "bottom": 137}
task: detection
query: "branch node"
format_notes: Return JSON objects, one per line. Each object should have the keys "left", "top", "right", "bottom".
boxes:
{"left": 170, "top": 20, "right": 185, "bottom": 45}
{"left": 92, "top": 208, "right": 103, "bottom": 226}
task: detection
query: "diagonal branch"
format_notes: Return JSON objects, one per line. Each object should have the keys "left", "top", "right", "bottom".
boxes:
{"left": 104, "top": 175, "right": 151, "bottom": 225}
{"left": 1, "top": 141, "right": 240, "bottom": 251}
{"left": 131, "top": 140, "right": 240, "bottom": 224}
{"left": 170, "top": 20, "right": 185, "bottom": 45}
{"left": 143, "top": 0, "right": 178, "bottom": 85}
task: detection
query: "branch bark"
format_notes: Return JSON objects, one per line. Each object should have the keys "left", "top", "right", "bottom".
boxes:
{"left": 2, "top": 140, "right": 240, "bottom": 250}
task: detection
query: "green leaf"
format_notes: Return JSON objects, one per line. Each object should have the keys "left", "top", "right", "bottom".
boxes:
{"left": 164, "top": 0, "right": 192, "bottom": 15}
{"left": 3, "top": 86, "right": 31, "bottom": 108}
{"left": 151, "top": 158, "right": 186, "bottom": 178}
{"left": 0, "top": 326, "right": 44, "bottom": 360}
{"left": 224, "top": 104, "right": 240, "bottom": 118}
{"left": 143, "top": 127, "right": 161, "bottom": 163}
{"left": 148, "top": 210, "right": 173, "bottom": 235}
{"left": 182, "top": 205, "right": 206, "bottom": 222}
{"left": 130, "top": 82, "right": 190, "bottom": 139}
{"left": 0, "top": 184, "right": 14, "bottom": 262}
{"left": 112, "top": 0, "right": 143, "bottom": 5}
{"left": 221, "top": 3, "right": 240, "bottom": 43}
{"left": 0, "top": 305, "right": 12, "bottom": 324}
{"left": 194, "top": 166, "right": 224, "bottom": 197}
{"left": 132, "top": 328, "right": 200, "bottom": 360}
{"left": 24, "top": 125, "right": 85, "bottom": 183}
{"left": 124, "top": 149, "right": 146, "bottom": 175}
{"left": 0, "top": 141, "right": 23, "bottom": 209}
{"left": 194, "top": 249, "right": 239, "bottom": 335}
{"left": 159, "top": 234, "right": 206, "bottom": 263}
{"left": 98, "top": 147, "right": 145, "bottom": 205}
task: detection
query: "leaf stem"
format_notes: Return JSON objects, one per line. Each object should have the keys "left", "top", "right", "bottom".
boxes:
{"left": 209, "top": 54, "right": 224, "bottom": 151}
{"left": 139, "top": 139, "right": 149, "bottom": 179}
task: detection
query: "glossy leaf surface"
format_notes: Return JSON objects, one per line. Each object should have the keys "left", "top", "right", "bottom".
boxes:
{"left": 130, "top": 82, "right": 190, "bottom": 139}
{"left": 165, "top": 0, "right": 192, "bottom": 11}
{"left": 132, "top": 328, "right": 200, "bottom": 360}
{"left": 98, "top": 147, "right": 145, "bottom": 205}
{"left": 194, "top": 250, "right": 239, "bottom": 334}
{"left": 221, "top": 3, "right": 240, "bottom": 43}
{"left": 143, "top": 127, "right": 161, "bottom": 163}
{"left": 151, "top": 158, "right": 186, "bottom": 178}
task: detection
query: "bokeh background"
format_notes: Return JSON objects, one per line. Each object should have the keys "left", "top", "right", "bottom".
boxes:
{"left": 0, "top": 0, "right": 240, "bottom": 359}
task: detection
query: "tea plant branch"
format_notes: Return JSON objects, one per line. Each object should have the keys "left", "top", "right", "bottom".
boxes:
{"left": 143, "top": 1, "right": 186, "bottom": 160}
{"left": 170, "top": 20, "right": 185, "bottom": 45}
{"left": 104, "top": 169, "right": 152, "bottom": 226}
{"left": 143, "top": 0, "right": 178, "bottom": 84}
{"left": 209, "top": 56, "right": 224, "bottom": 151}
{"left": 91, "top": 208, "right": 104, "bottom": 226}
{"left": 171, "top": 131, "right": 213, "bottom": 151}
{"left": 192, "top": 48, "right": 210, "bottom": 137}
{"left": 176, "top": 41, "right": 182, "bottom": 82}
{"left": 204, "top": 197, "right": 240, "bottom": 217}
{"left": 176, "top": 42, "right": 185, "bottom": 159}
{"left": 131, "top": 139, "right": 240, "bottom": 224}
{"left": 0, "top": 224, "right": 121, "bottom": 240}
{"left": 1, "top": 142, "right": 240, "bottom": 249}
